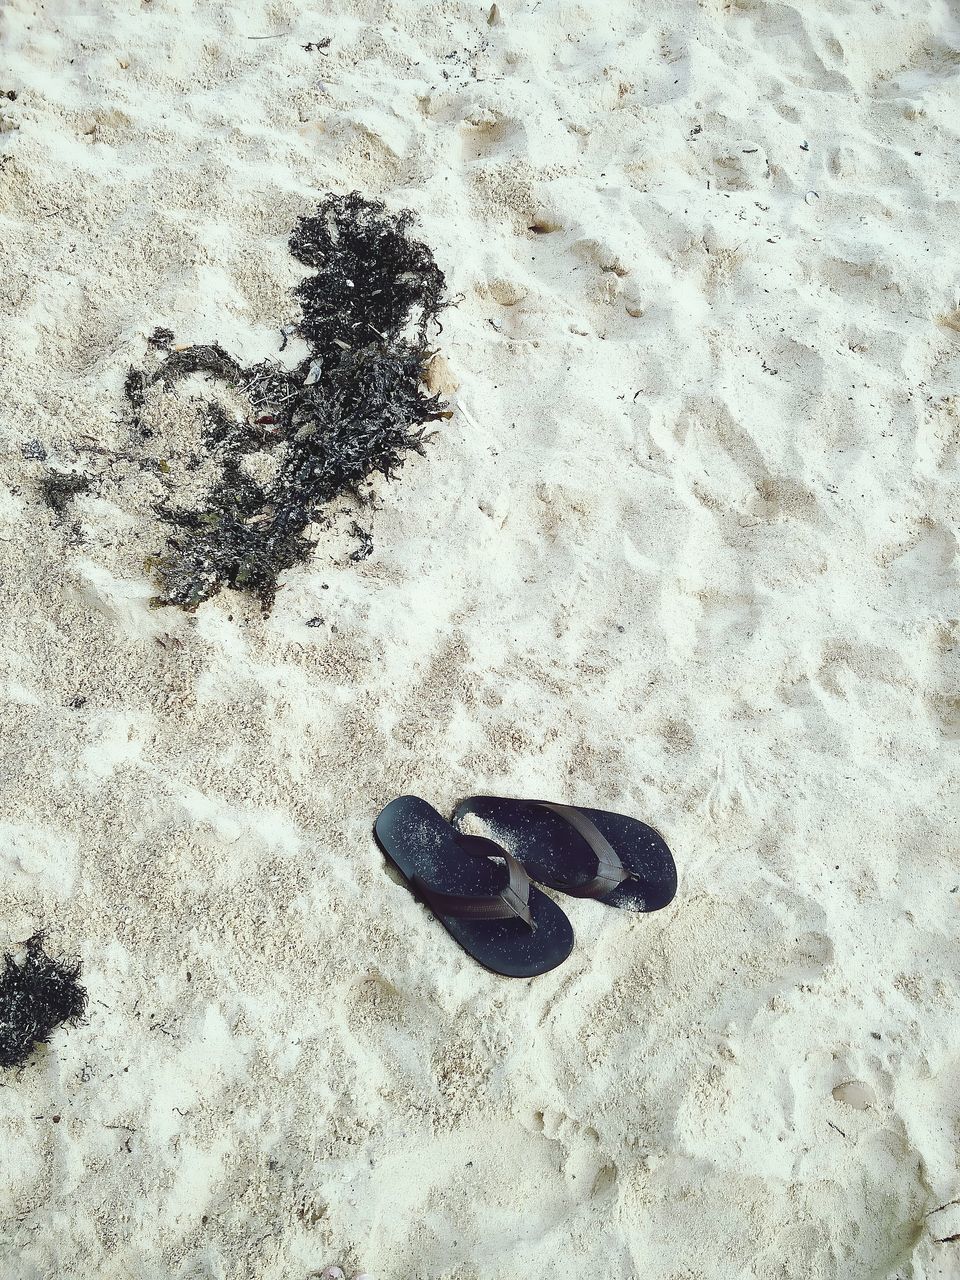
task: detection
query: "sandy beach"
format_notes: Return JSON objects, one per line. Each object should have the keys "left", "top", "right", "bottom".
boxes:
{"left": 1, "top": 1, "right": 959, "bottom": 1277}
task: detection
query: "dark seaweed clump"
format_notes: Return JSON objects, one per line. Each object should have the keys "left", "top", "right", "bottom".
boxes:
{"left": 0, "top": 934, "right": 87, "bottom": 1070}
{"left": 39, "top": 470, "right": 92, "bottom": 514}
{"left": 127, "top": 192, "right": 449, "bottom": 612}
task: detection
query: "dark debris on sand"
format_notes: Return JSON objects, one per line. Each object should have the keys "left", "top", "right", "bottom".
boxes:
{"left": 38, "top": 470, "right": 93, "bottom": 515}
{"left": 126, "top": 192, "right": 450, "bottom": 612}
{"left": 0, "top": 934, "right": 87, "bottom": 1070}
{"left": 20, "top": 439, "right": 47, "bottom": 462}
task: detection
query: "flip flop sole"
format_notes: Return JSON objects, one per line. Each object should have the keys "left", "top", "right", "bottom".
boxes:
{"left": 374, "top": 796, "right": 574, "bottom": 977}
{"left": 451, "top": 796, "right": 677, "bottom": 913}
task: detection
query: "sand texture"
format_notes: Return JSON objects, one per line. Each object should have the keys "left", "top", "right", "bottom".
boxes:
{"left": 1, "top": 0, "right": 959, "bottom": 1277}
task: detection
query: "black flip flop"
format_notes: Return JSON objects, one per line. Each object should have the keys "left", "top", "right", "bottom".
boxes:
{"left": 373, "top": 796, "right": 574, "bottom": 978}
{"left": 451, "top": 797, "right": 677, "bottom": 913}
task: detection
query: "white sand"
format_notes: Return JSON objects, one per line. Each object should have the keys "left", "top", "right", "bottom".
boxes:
{"left": 2, "top": 1, "right": 959, "bottom": 1277}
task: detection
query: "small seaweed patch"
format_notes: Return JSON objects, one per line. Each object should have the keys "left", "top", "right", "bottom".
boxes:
{"left": 127, "top": 192, "right": 450, "bottom": 612}
{"left": 0, "top": 934, "right": 87, "bottom": 1070}
{"left": 39, "top": 470, "right": 93, "bottom": 515}
{"left": 348, "top": 522, "right": 374, "bottom": 562}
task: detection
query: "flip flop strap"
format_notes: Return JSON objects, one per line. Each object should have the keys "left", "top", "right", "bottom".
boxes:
{"left": 412, "top": 839, "right": 534, "bottom": 929}
{"left": 528, "top": 802, "right": 631, "bottom": 898}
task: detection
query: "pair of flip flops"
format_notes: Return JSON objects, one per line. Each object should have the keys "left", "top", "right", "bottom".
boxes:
{"left": 374, "top": 795, "right": 677, "bottom": 977}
